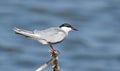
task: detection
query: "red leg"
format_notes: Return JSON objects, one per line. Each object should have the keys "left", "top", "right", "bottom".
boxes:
{"left": 50, "top": 44, "right": 56, "bottom": 51}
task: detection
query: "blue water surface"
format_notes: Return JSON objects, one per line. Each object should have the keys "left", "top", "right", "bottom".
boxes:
{"left": 0, "top": 0, "right": 120, "bottom": 71}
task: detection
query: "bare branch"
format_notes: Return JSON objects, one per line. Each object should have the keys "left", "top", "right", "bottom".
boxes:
{"left": 36, "top": 57, "right": 55, "bottom": 71}
{"left": 36, "top": 50, "right": 60, "bottom": 71}
{"left": 51, "top": 50, "right": 60, "bottom": 71}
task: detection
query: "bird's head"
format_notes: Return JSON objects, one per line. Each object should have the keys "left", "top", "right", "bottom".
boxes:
{"left": 59, "top": 23, "right": 78, "bottom": 32}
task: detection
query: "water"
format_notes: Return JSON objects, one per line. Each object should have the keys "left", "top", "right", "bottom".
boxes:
{"left": 0, "top": 0, "right": 120, "bottom": 71}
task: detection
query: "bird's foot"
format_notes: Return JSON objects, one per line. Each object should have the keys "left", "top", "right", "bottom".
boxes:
{"left": 50, "top": 44, "right": 56, "bottom": 51}
{"left": 49, "top": 44, "right": 60, "bottom": 54}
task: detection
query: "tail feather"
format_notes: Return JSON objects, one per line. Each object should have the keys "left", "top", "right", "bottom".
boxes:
{"left": 13, "top": 27, "right": 34, "bottom": 37}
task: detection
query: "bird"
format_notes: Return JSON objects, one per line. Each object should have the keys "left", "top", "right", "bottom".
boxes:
{"left": 13, "top": 23, "right": 78, "bottom": 51}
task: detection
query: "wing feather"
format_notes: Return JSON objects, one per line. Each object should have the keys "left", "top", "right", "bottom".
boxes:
{"left": 34, "top": 27, "right": 66, "bottom": 43}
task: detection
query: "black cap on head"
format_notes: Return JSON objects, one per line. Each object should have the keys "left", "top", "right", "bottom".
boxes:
{"left": 59, "top": 23, "right": 72, "bottom": 28}
{"left": 59, "top": 23, "right": 78, "bottom": 31}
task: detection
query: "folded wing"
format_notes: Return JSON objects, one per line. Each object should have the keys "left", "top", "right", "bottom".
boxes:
{"left": 34, "top": 28, "right": 67, "bottom": 44}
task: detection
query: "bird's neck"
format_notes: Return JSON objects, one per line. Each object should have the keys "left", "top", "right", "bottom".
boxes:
{"left": 60, "top": 27, "right": 72, "bottom": 33}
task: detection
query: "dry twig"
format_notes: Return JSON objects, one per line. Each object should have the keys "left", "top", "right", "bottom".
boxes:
{"left": 36, "top": 50, "right": 60, "bottom": 71}
{"left": 51, "top": 50, "right": 60, "bottom": 71}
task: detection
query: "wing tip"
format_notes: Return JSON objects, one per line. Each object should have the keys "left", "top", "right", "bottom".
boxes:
{"left": 13, "top": 27, "right": 22, "bottom": 33}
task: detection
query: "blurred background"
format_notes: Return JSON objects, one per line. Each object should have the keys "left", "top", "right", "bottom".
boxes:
{"left": 0, "top": 0, "right": 120, "bottom": 71}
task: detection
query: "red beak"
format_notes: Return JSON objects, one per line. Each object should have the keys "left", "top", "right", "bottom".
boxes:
{"left": 72, "top": 27, "right": 78, "bottom": 31}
